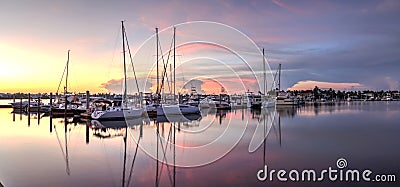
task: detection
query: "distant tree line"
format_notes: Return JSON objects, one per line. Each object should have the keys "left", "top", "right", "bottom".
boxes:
{"left": 287, "top": 86, "right": 399, "bottom": 100}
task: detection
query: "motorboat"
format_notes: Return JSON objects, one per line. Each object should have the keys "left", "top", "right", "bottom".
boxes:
{"left": 262, "top": 97, "right": 276, "bottom": 108}
{"left": 156, "top": 104, "right": 200, "bottom": 116}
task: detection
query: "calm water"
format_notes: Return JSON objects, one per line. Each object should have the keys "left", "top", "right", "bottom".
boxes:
{"left": 0, "top": 102, "right": 399, "bottom": 187}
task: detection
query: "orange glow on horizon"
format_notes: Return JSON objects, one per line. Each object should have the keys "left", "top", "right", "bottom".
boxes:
{"left": 0, "top": 39, "right": 125, "bottom": 94}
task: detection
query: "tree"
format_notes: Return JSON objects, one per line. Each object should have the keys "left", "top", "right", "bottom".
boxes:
{"left": 313, "top": 86, "right": 320, "bottom": 100}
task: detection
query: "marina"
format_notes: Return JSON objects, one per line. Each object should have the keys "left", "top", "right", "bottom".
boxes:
{"left": 1, "top": 1, "right": 399, "bottom": 186}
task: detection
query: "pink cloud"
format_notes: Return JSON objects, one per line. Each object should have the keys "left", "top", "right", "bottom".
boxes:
{"left": 272, "top": 0, "right": 305, "bottom": 14}
{"left": 288, "top": 80, "right": 364, "bottom": 91}
{"left": 176, "top": 42, "right": 221, "bottom": 56}
{"left": 200, "top": 77, "right": 258, "bottom": 94}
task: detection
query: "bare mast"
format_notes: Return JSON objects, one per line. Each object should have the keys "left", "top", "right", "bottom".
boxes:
{"left": 122, "top": 21, "right": 128, "bottom": 107}
{"left": 263, "top": 48, "right": 266, "bottom": 95}
{"left": 278, "top": 63, "right": 281, "bottom": 92}
{"left": 156, "top": 27, "right": 159, "bottom": 104}
{"left": 65, "top": 50, "right": 70, "bottom": 95}
{"left": 173, "top": 27, "right": 176, "bottom": 103}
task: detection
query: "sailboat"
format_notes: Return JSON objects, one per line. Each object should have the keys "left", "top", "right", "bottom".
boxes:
{"left": 91, "top": 21, "right": 143, "bottom": 120}
{"left": 146, "top": 26, "right": 200, "bottom": 116}
{"left": 275, "top": 64, "right": 299, "bottom": 106}
{"left": 261, "top": 48, "right": 276, "bottom": 108}
{"left": 159, "top": 27, "right": 200, "bottom": 115}
{"left": 51, "top": 50, "right": 87, "bottom": 117}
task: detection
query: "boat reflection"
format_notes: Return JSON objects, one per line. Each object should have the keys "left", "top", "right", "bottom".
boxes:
{"left": 276, "top": 105, "right": 297, "bottom": 118}
{"left": 154, "top": 120, "right": 177, "bottom": 187}
{"left": 154, "top": 113, "right": 202, "bottom": 123}
{"left": 89, "top": 118, "right": 145, "bottom": 187}
{"left": 91, "top": 118, "right": 146, "bottom": 129}
{"left": 258, "top": 107, "right": 283, "bottom": 168}
{"left": 250, "top": 105, "right": 297, "bottom": 120}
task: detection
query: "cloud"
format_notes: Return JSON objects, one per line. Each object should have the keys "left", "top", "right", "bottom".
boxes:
{"left": 180, "top": 79, "right": 206, "bottom": 94}
{"left": 2, "top": 0, "right": 400, "bottom": 93}
{"left": 271, "top": 0, "right": 305, "bottom": 14}
{"left": 384, "top": 77, "right": 399, "bottom": 90}
{"left": 100, "top": 77, "right": 153, "bottom": 94}
{"left": 288, "top": 80, "right": 364, "bottom": 91}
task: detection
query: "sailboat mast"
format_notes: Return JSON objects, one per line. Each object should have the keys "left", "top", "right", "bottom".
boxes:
{"left": 173, "top": 27, "right": 176, "bottom": 103}
{"left": 278, "top": 63, "right": 281, "bottom": 92}
{"left": 263, "top": 48, "right": 266, "bottom": 95}
{"left": 65, "top": 50, "right": 70, "bottom": 95}
{"left": 122, "top": 21, "right": 127, "bottom": 106}
{"left": 156, "top": 28, "right": 159, "bottom": 104}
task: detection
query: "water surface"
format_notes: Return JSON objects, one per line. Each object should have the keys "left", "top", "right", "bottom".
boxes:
{"left": 0, "top": 102, "right": 399, "bottom": 187}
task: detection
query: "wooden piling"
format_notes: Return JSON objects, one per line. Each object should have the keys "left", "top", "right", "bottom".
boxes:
{"left": 20, "top": 97, "right": 22, "bottom": 120}
{"left": 86, "top": 91, "right": 90, "bottom": 112}
{"left": 85, "top": 122, "right": 89, "bottom": 144}
{"left": 27, "top": 94, "right": 30, "bottom": 126}
{"left": 50, "top": 92, "right": 53, "bottom": 114}
{"left": 64, "top": 95, "right": 67, "bottom": 119}
{"left": 139, "top": 92, "right": 143, "bottom": 108}
{"left": 28, "top": 93, "right": 30, "bottom": 112}
{"left": 38, "top": 94, "right": 40, "bottom": 125}
{"left": 38, "top": 94, "right": 41, "bottom": 113}
{"left": 49, "top": 92, "right": 53, "bottom": 132}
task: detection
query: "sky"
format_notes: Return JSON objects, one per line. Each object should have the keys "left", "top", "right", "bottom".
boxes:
{"left": 0, "top": 0, "right": 399, "bottom": 94}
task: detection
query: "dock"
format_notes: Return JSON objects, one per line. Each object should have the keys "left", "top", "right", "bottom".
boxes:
{"left": 0, "top": 105, "right": 12, "bottom": 108}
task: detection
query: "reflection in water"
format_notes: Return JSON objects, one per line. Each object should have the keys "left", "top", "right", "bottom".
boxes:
{"left": 90, "top": 119, "right": 144, "bottom": 187}
{"left": 1, "top": 102, "right": 400, "bottom": 187}
{"left": 276, "top": 106, "right": 297, "bottom": 118}
{"left": 53, "top": 120, "right": 71, "bottom": 175}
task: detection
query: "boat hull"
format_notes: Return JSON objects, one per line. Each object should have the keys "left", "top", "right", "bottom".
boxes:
{"left": 157, "top": 104, "right": 200, "bottom": 116}
{"left": 91, "top": 108, "right": 143, "bottom": 120}
{"left": 262, "top": 100, "right": 276, "bottom": 108}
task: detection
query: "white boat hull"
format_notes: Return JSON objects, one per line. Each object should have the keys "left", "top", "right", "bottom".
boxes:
{"left": 276, "top": 99, "right": 298, "bottom": 105}
{"left": 91, "top": 108, "right": 143, "bottom": 120}
{"left": 262, "top": 100, "right": 276, "bottom": 108}
{"left": 157, "top": 104, "right": 200, "bottom": 116}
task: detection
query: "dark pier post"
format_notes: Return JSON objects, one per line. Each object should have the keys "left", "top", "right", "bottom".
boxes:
{"left": 139, "top": 92, "right": 143, "bottom": 108}
{"left": 242, "top": 108, "right": 244, "bottom": 120}
{"left": 162, "top": 123, "right": 165, "bottom": 137}
{"left": 37, "top": 94, "right": 41, "bottom": 125}
{"left": 64, "top": 95, "right": 67, "bottom": 120}
{"left": 50, "top": 92, "right": 53, "bottom": 114}
{"left": 28, "top": 93, "right": 30, "bottom": 112}
{"left": 12, "top": 92, "right": 15, "bottom": 121}
{"left": 140, "top": 123, "right": 143, "bottom": 138}
{"left": 28, "top": 93, "right": 31, "bottom": 126}
{"left": 85, "top": 121, "right": 90, "bottom": 144}
{"left": 86, "top": 91, "right": 90, "bottom": 112}
{"left": 20, "top": 97, "right": 22, "bottom": 120}
{"left": 49, "top": 115, "right": 53, "bottom": 133}
{"left": 38, "top": 93, "right": 41, "bottom": 112}
{"left": 50, "top": 92, "right": 53, "bottom": 133}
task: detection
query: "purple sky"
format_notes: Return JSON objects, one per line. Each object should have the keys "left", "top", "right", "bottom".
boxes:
{"left": 1, "top": 0, "right": 399, "bottom": 93}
